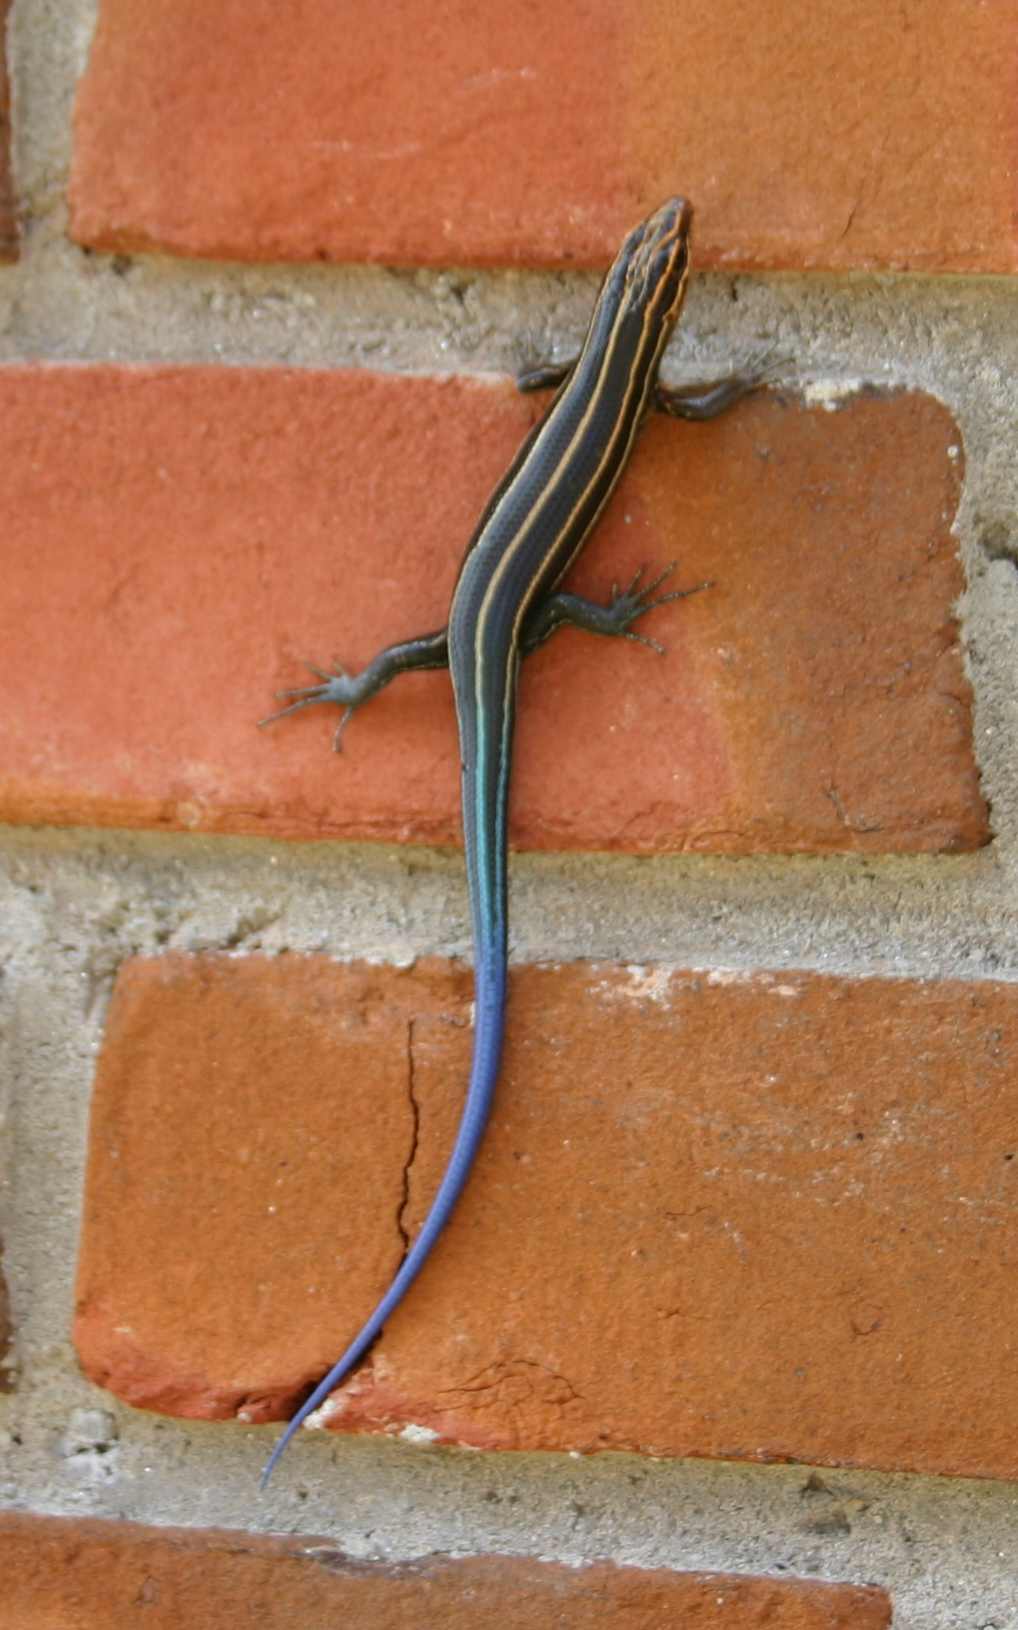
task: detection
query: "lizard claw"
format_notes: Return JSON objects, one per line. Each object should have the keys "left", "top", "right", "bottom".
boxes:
{"left": 258, "top": 658, "right": 355, "bottom": 730}
{"left": 609, "top": 561, "right": 713, "bottom": 655}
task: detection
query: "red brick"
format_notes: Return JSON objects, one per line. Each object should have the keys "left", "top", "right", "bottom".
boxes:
{"left": 0, "top": 0, "right": 15, "bottom": 261}
{"left": 0, "top": 1513, "right": 891, "bottom": 1629}
{"left": 77, "top": 955, "right": 1018, "bottom": 1480}
{"left": 0, "top": 367, "right": 984, "bottom": 855}
{"left": 69, "top": 0, "right": 1017, "bottom": 272}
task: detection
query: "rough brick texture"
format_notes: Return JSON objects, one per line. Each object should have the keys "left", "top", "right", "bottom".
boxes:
{"left": 0, "top": 367, "right": 985, "bottom": 854}
{"left": 70, "top": 0, "right": 1016, "bottom": 272}
{"left": 0, "top": 1237, "right": 12, "bottom": 1391}
{"left": 0, "top": 0, "right": 15, "bottom": 261}
{"left": 0, "top": 1513, "right": 892, "bottom": 1629}
{"left": 78, "top": 955, "right": 1018, "bottom": 1480}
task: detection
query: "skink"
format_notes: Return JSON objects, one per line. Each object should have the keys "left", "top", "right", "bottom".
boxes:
{"left": 261, "top": 196, "right": 762, "bottom": 1484}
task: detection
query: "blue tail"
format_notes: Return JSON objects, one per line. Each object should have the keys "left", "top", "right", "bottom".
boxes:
{"left": 260, "top": 938, "right": 506, "bottom": 1487}
{"left": 261, "top": 591, "right": 515, "bottom": 1487}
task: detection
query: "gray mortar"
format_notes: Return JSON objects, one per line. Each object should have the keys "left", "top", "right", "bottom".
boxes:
{"left": 3, "top": 1, "right": 1018, "bottom": 1624}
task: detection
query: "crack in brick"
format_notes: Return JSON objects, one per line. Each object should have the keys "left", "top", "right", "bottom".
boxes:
{"left": 287, "top": 1017, "right": 423, "bottom": 1403}
{"left": 823, "top": 782, "right": 883, "bottom": 834}
{"left": 437, "top": 1358, "right": 585, "bottom": 1411}
{"left": 396, "top": 1018, "right": 420, "bottom": 1256}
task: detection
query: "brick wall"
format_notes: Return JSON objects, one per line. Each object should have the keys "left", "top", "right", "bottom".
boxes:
{"left": 3, "top": 1, "right": 1018, "bottom": 1623}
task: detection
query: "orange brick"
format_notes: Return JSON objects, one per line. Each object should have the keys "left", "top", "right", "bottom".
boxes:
{"left": 77, "top": 955, "right": 1018, "bottom": 1480}
{"left": 0, "top": 0, "right": 14, "bottom": 261}
{"left": 0, "top": 1513, "right": 891, "bottom": 1629}
{"left": 69, "top": 0, "right": 1017, "bottom": 272}
{"left": 0, "top": 367, "right": 984, "bottom": 855}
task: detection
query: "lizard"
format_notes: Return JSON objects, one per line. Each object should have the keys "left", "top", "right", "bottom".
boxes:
{"left": 260, "top": 195, "right": 765, "bottom": 1483}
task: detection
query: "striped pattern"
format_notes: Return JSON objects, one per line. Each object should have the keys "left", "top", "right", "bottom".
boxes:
{"left": 262, "top": 198, "right": 694, "bottom": 1484}
{"left": 451, "top": 195, "right": 693, "bottom": 960}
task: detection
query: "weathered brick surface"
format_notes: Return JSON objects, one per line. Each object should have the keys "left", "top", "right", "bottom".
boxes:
{"left": 0, "top": 0, "right": 15, "bottom": 261}
{"left": 70, "top": 0, "right": 1016, "bottom": 273}
{"left": 0, "top": 1513, "right": 892, "bottom": 1629}
{"left": 78, "top": 955, "right": 1018, "bottom": 1480}
{"left": 0, "top": 367, "right": 984, "bottom": 854}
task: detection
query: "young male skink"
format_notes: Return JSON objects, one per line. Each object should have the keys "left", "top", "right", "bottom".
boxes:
{"left": 260, "top": 196, "right": 764, "bottom": 1484}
